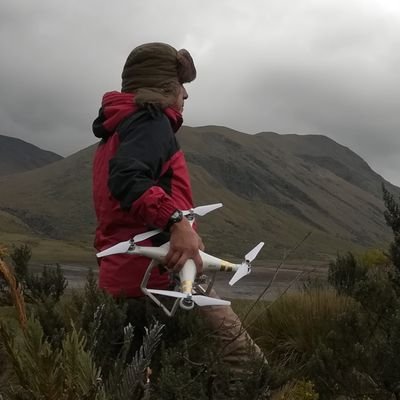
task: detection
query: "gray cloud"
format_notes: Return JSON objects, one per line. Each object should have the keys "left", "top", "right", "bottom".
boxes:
{"left": 1, "top": 0, "right": 399, "bottom": 185}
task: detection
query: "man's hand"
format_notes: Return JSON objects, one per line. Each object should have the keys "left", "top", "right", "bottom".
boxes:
{"left": 165, "top": 218, "right": 204, "bottom": 274}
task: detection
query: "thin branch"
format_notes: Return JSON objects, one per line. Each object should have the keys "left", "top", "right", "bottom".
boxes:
{"left": 242, "top": 231, "right": 312, "bottom": 325}
{"left": 174, "top": 231, "right": 313, "bottom": 390}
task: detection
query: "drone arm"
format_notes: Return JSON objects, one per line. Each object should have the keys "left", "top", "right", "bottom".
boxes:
{"left": 200, "top": 251, "right": 238, "bottom": 273}
{"left": 132, "top": 245, "right": 169, "bottom": 263}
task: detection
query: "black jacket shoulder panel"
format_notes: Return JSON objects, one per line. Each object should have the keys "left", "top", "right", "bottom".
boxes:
{"left": 108, "top": 109, "right": 180, "bottom": 209}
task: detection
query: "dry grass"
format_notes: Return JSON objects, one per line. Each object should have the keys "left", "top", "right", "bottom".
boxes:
{"left": 238, "top": 288, "right": 358, "bottom": 369}
{"left": 0, "top": 259, "right": 27, "bottom": 330}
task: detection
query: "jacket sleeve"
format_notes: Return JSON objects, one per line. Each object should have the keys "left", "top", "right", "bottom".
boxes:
{"left": 108, "top": 112, "right": 178, "bottom": 229}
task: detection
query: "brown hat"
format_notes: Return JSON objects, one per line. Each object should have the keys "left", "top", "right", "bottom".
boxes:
{"left": 121, "top": 42, "right": 196, "bottom": 108}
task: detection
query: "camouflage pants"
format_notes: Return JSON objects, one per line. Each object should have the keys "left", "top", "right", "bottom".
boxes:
{"left": 199, "top": 289, "right": 267, "bottom": 374}
{"left": 125, "top": 288, "right": 267, "bottom": 374}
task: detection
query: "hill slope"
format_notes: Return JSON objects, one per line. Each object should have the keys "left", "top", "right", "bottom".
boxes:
{"left": 0, "top": 127, "right": 397, "bottom": 262}
{"left": 0, "top": 135, "right": 62, "bottom": 176}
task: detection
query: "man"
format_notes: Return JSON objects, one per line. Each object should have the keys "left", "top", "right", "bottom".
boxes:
{"left": 92, "top": 43, "right": 202, "bottom": 297}
{"left": 92, "top": 42, "right": 267, "bottom": 386}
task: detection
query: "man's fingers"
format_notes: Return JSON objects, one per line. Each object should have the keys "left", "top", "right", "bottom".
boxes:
{"left": 172, "top": 254, "right": 188, "bottom": 272}
{"left": 198, "top": 238, "right": 205, "bottom": 251}
{"left": 165, "top": 250, "right": 181, "bottom": 269}
{"left": 171, "top": 251, "right": 202, "bottom": 273}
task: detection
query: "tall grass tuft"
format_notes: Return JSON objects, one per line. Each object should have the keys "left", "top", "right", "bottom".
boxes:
{"left": 0, "top": 259, "right": 27, "bottom": 330}
{"left": 247, "top": 288, "right": 358, "bottom": 372}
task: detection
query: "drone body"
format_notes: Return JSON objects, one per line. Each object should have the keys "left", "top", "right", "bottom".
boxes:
{"left": 96, "top": 203, "right": 264, "bottom": 316}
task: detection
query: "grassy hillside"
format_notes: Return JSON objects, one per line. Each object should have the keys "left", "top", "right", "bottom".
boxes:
{"left": 0, "top": 135, "right": 62, "bottom": 176}
{"left": 0, "top": 126, "right": 396, "bottom": 263}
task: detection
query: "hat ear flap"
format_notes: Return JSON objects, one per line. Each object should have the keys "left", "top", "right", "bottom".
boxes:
{"left": 177, "top": 49, "right": 197, "bottom": 83}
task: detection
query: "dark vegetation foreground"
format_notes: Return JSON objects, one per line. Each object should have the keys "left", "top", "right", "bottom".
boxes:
{"left": 1, "top": 185, "right": 400, "bottom": 399}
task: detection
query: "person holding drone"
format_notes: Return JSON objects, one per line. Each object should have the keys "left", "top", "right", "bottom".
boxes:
{"left": 92, "top": 42, "right": 268, "bottom": 389}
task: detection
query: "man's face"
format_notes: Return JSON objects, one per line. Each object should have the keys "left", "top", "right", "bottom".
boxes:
{"left": 173, "top": 85, "right": 188, "bottom": 112}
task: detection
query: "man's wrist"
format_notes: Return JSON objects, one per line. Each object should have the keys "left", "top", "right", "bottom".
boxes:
{"left": 166, "top": 209, "right": 184, "bottom": 231}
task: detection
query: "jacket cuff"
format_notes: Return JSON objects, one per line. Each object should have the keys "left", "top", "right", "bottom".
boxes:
{"left": 131, "top": 187, "right": 178, "bottom": 230}
{"left": 153, "top": 201, "right": 177, "bottom": 229}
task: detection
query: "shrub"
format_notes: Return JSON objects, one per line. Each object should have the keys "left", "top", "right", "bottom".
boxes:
{"left": 0, "top": 267, "right": 165, "bottom": 400}
{"left": 0, "top": 318, "right": 104, "bottom": 400}
{"left": 383, "top": 185, "right": 400, "bottom": 278}
{"left": 328, "top": 252, "right": 367, "bottom": 296}
{"left": 250, "top": 288, "right": 358, "bottom": 373}
{"left": 272, "top": 379, "right": 319, "bottom": 400}
{"left": 10, "top": 244, "right": 31, "bottom": 282}
{"left": 358, "top": 248, "right": 389, "bottom": 268}
{"left": 24, "top": 264, "right": 67, "bottom": 302}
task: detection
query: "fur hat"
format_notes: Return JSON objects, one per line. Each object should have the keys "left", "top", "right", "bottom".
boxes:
{"left": 121, "top": 42, "right": 196, "bottom": 108}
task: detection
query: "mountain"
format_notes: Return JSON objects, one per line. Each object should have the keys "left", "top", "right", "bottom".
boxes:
{"left": 0, "top": 135, "right": 62, "bottom": 176}
{"left": 0, "top": 127, "right": 397, "bottom": 263}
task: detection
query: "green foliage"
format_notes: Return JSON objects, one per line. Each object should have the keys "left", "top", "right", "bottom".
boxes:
{"left": 253, "top": 246, "right": 400, "bottom": 399}
{"left": 24, "top": 264, "right": 67, "bottom": 302}
{"left": 67, "top": 269, "right": 129, "bottom": 375}
{"left": 8, "top": 243, "right": 67, "bottom": 303}
{"left": 383, "top": 184, "right": 400, "bottom": 278}
{"left": 0, "top": 317, "right": 104, "bottom": 399}
{"left": 0, "top": 278, "right": 11, "bottom": 306}
{"left": 287, "top": 380, "right": 319, "bottom": 400}
{"left": 358, "top": 248, "right": 389, "bottom": 268}
{"left": 33, "top": 296, "right": 67, "bottom": 348}
{"left": 0, "top": 244, "right": 67, "bottom": 308}
{"left": 154, "top": 343, "right": 209, "bottom": 400}
{"left": 250, "top": 288, "right": 357, "bottom": 376}
{"left": 0, "top": 329, "right": 12, "bottom": 394}
{"left": 273, "top": 379, "right": 319, "bottom": 400}
{"left": 383, "top": 184, "right": 400, "bottom": 234}
{"left": 10, "top": 244, "right": 31, "bottom": 282}
{"left": 0, "top": 268, "right": 166, "bottom": 400}
{"left": 105, "top": 321, "right": 163, "bottom": 400}
{"left": 328, "top": 252, "right": 367, "bottom": 296}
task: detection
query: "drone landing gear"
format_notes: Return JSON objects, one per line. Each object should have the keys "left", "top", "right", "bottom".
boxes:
{"left": 141, "top": 260, "right": 180, "bottom": 317}
{"left": 141, "top": 261, "right": 218, "bottom": 317}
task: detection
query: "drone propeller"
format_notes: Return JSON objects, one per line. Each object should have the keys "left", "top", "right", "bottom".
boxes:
{"left": 133, "top": 228, "right": 162, "bottom": 243}
{"left": 96, "top": 240, "right": 132, "bottom": 258}
{"left": 96, "top": 228, "right": 162, "bottom": 258}
{"left": 97, "top": 204, "right": 222, "bottom": 258}
{"left": 245, "top": 242, "right": 265, "bottom": 262}
{"left": 182, "top": 203, "right": 223, "bottom": 217}
{"left": 147, "top": 289, "right": 231, "bottom": 307}
{"left": 229, "top": 242, "right": 264, "bottom": 286}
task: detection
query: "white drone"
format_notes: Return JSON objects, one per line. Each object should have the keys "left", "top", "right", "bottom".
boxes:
{"left": 97, "top": 203, "right": 264, "bottom": 316}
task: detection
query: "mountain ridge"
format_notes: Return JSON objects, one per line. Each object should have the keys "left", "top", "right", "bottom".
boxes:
{"left": 0, "top": 134, "right": 63, "bottom": 176}
{"left": 0, "top": 127, "right": 397, "bottom": 263}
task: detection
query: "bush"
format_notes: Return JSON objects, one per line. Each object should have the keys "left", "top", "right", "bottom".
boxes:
{"left": 383, "top": 185, "right": 400, "bottom": 278}
{"left": 7, "top": 244, "right": 67, "bottom": 303}
{"left": 328, "top": 252, "right": 368, "bottom": 296}
{"left": 24, "top": 264, "right": 67, "bottom": 302}
{"left": 10, "top": 244, "right": 31, "bottom": 282}
{"left": 0, "top": 269, "right": 165, "bottom": 400}
{"left": 358, "top": 248, "right": 389, "bottom": 268}
{"left": 249, "top": 288, "right": 358, "bottom": 375}
{"left": 0, "top": 318, "right": 103, "bottom": 400}
{"left": 272, "top": 379, "right": 319, "bottom": 400}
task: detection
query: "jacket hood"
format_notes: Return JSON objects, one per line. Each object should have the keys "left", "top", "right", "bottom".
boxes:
{"left": 92, "top": 91, "right": 183, "bottom": 139}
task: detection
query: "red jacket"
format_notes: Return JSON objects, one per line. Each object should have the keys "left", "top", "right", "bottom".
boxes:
{"left": 92, "top": 91, "right": 194, "bottom": 297}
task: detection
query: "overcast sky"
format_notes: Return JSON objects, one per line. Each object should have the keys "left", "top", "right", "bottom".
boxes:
{"left": 1, "top": 0, "right": 400, "bottom": 185}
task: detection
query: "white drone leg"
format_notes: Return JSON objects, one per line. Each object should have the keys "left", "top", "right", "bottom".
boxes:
{"left": 178, "top": 259, "right": 197, "bottom": 310}
{"left": 140, "top": 260, "right": 179, "bottom": 317}
{"left": 206, "top": 271, "right": 217, "bottom": 295}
